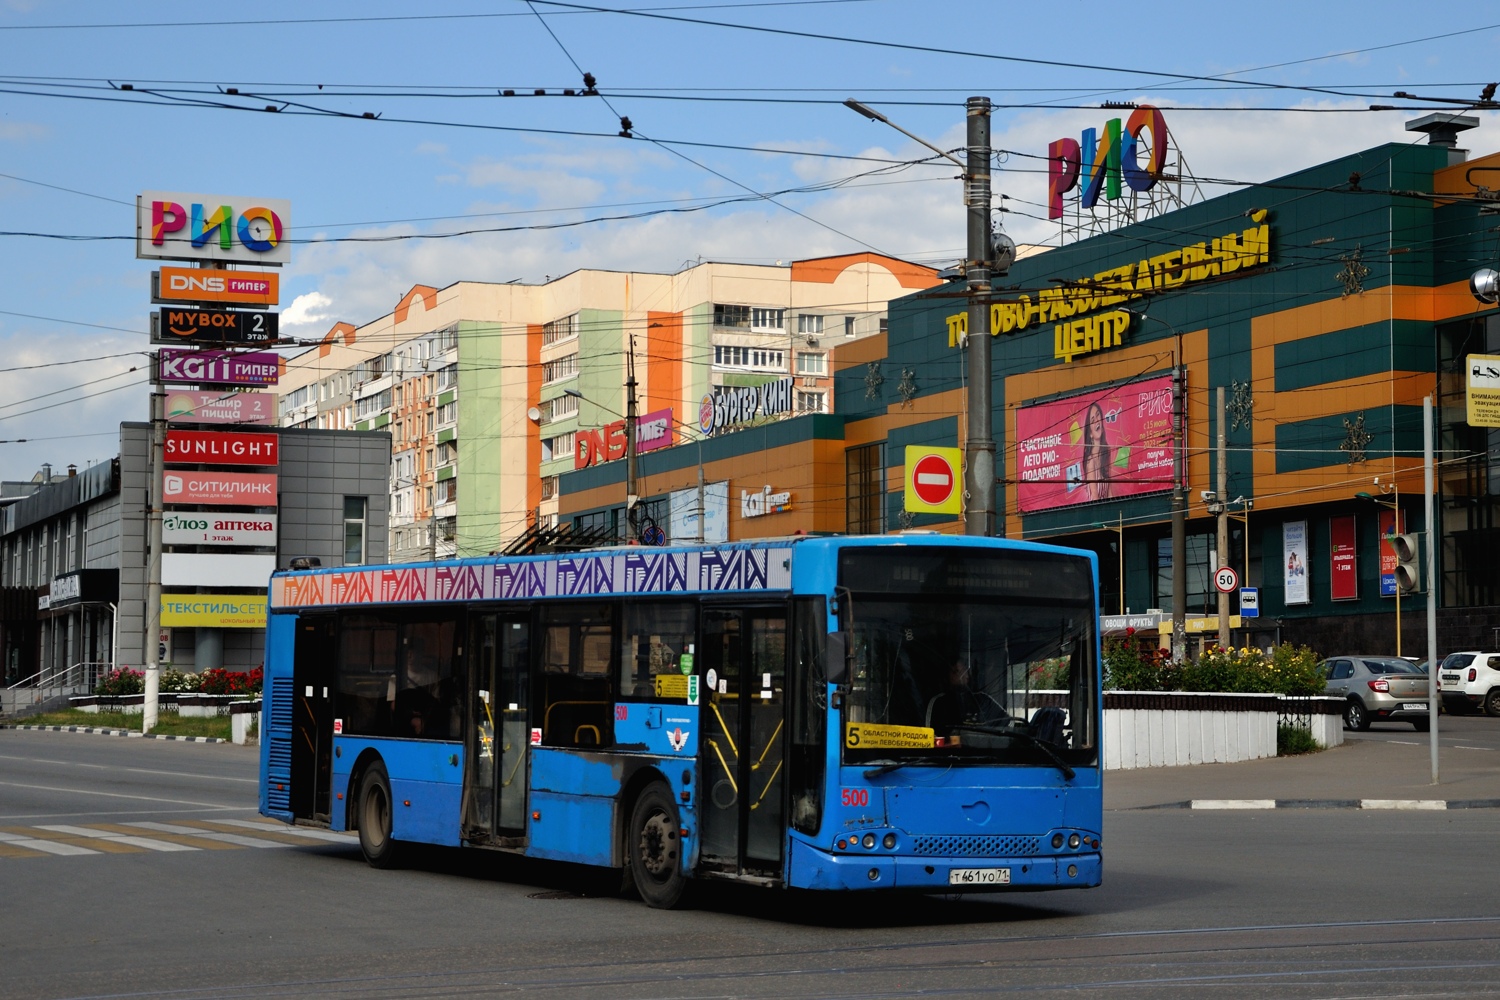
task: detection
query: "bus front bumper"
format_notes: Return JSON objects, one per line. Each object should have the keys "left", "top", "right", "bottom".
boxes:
{"left": 787, "top": 840, "right": 1101, "bottom": 891}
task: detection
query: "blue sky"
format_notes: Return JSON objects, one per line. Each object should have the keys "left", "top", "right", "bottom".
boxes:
{"left": 1, "top": 0, "right": 1497, "bottom": 478}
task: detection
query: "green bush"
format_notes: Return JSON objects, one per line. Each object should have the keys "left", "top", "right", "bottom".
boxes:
{"left": 159, "top": 669, "right": 200, "bottom": 693}
{"left": 95, "top": 667, "right": 144, "bottom": 696}
{"left": 1103, "top": 640, "right": 1324, "bottom": 696}
{"left": 1277, "top": 723, "right": 1320, "bottom": 755}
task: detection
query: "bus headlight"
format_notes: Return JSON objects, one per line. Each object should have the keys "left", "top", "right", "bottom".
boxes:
{"left": 882, "top": 833, "right": 897, "bottom": 850}
{"left": 861, "top": 833, "right": 876, "bottom": 849}
{"left": 1068, "top": 834, "right": 1081, "bottom": 849}
{"left": 1051, "top": 833, "right": 1064, "bottom": 849}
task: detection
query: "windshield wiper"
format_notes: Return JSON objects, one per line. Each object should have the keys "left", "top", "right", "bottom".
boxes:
{"left": 862, "top": 761, "right": 909, "bottom": 779}
{"left": 952, "top": 724, "right": 1075, "bottom": 780}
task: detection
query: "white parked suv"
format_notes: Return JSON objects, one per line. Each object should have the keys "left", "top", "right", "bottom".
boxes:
{"left": 1437, "top": 652, "right": 1500, "bottom": 716}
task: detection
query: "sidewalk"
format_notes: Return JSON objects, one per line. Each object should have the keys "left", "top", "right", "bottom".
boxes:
{"left": 1105, "top": 738, "right": 1500, "bottom": 810}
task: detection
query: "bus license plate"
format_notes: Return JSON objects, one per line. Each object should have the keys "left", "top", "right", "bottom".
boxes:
{"left": 1402, "top": 703, "right": 1429, "bottom": 712}
{"left": 948, "top": 867, "right": 1010, "bottom": 885}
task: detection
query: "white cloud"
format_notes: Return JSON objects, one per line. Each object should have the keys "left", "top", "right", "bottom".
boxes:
{"left": 280, "top": 291, "right": 335, "bottom": 332}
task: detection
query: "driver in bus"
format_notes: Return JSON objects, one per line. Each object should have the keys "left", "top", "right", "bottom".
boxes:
{"left": 926, "top": 656, "right": 1008, "bottom": 732}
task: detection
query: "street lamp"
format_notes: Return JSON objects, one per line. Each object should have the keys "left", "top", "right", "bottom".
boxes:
{"left": 846, "top": 96, "right": 1000, "bottom": 536}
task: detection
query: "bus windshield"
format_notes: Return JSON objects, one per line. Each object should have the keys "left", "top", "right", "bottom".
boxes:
{"left": 839, "top": 547, "right": 1098, "bottom": 770}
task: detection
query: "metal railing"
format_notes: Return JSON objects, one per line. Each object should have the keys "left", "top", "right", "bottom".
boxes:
{"left": 3, "top": 661, "right": 109, "bottom": 714}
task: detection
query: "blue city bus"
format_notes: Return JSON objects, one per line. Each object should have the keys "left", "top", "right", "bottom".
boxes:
{"left": 258, "top": 534, "right": 1102, "bottom": 907}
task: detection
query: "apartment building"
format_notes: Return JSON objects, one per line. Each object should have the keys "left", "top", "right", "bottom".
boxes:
{"left": 274, "top": 254, "right": 938, "bottom": 557}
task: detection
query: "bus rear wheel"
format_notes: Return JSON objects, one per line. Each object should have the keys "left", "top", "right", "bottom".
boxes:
{"left": 629, "top": 783, "right": 687, "bottom": 909}
{"left": 357, "top": 761, "right": 402, "bottom": 869}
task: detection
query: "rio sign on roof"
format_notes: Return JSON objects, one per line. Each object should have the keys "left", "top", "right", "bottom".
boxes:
{"left": 136, "top": 191, "right": 291, "bottom": 266}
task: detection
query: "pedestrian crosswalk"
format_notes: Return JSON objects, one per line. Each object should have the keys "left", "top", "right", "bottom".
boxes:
{"left": 0, "top": 818, "right": 355, "bottom": 858}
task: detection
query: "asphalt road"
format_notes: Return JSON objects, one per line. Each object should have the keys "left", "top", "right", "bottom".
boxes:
{"left": 3, "top": 729, "right": 1499, "bottom": 999}
{"left": 1346, "top": 709, "right": 1500, "bottom": 750}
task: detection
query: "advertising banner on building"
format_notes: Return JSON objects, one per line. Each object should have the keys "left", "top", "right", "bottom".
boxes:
{"left": 158, "top": 349, "right": 280, "bottom": 387}
{"left": 669, "top": 481, "right": 729, "bottom": 543}
{"left": 155, "top": 266, "right": 279, "bottom": 307}
{"left": 163, "top": 512, "right": 278, "bottom": 547}
{"left": 163, "top": 553, "right": 277, "bottom": 589}
{"left": 1015, "top": 375, "right": 1175, "bottom": 513}
{"left": 1330, "top": 514, "right": 1358, "bottom": 601}
{"left": 160, "top": 593, "right": 267, "bottom": 629}
{"left": 1378, "top": 508, "right": 1406, "bottom": 598}
{"left": 163, "top": 471, "right": 277, "bottom": 506}
{"left": 636, "top": 407, "right": 675, "bottom": 453}
{"left": 1283, "top": 520, "right": 1310, "bottom": 605}
{"left": 165, "top": 390, "right": 275, "bottom": 425}
{"left": 137, "top": 192, "right": 290, "bottom": 266}
{"left": 700, "top": 378, "right": 794, "bottom": 435}
{"left": 165, "top": 430, "right": 279, "bottom": 466}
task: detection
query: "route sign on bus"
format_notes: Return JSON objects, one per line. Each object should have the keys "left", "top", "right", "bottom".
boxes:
{"left": 904, "top": 445, "right": 962, "bottom": 515}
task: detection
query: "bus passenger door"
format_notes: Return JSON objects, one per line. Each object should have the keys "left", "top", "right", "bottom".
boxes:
{"left": 700, "top": 607, "right": 787, "bottom": 877}
{"left": 292, "top": 617, "right": 336, "bottom": 822}
{"left": 468, "top": 613, "right": 530, "bottom": 842}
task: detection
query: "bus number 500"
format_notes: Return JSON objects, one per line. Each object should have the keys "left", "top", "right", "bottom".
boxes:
{"left": 840, "top": 788, "right": 869, "bottom": 807}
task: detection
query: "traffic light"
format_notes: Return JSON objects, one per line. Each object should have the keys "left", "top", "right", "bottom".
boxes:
{"left": 1392, "top": 533, "right": 1420, "bottom": 593}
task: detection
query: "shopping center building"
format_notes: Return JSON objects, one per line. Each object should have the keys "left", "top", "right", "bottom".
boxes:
{"left": 561, "top": 118, "right": 1500, "bottom": 655}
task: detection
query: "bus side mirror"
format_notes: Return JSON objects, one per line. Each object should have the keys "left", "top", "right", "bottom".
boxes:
{"left": 826, "top": 631, "right": 848, "bottom": 685}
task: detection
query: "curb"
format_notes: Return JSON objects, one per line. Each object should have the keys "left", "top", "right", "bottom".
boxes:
{"left": 1129, "top": 798, "right": 1500, "bottom": 811}
{"left": 0, "top": 724, "right": 226, "bottom": 744}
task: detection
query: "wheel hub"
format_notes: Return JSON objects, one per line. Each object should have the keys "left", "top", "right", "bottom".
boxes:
{"left": 638, "top": 811, "right": 677, "bottom": 877}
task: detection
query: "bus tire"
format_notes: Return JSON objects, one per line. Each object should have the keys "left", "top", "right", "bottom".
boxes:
{"left": 628, "top": 783, "right": 687, "bottom": 909}
{"left": 357, "top": 761, "right": 402, "bottom": 869}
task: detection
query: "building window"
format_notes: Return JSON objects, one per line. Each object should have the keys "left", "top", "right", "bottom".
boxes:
{"left": 436, "top": 363, "right": 458, "bottom": 389}
{"left": 542, "top": 432, "right": 576, "bottom": 463}
{"left": 795, "top": 351, "right": 826, "bottom": 376}
{"left": 844, "top": 315, "right": 856, "bottom": 338}
{"left": 796, "top": 390, "right": 826, "bottom": 414}
{"left": 1155, "top": 535, "right": 1213, "bottom": 615}
{"left": 543, "top": 353, "right": 579, "bottom": 384}
{"left": 751, "top": 308, "right": 785, "bottom": 332}
{"left": 540, "top": 394, "right": 579, "bottom": 424}
{"left": 798, "top": 314, "right": 824, "bottom": 336}
{"left": 879, "top": 316, "right": 888, "bottom": 335}
{"left": 437, "top": 401, "right": 457, "bottom": 425}
{"left": 543, "top": 314, "right": 578, "bottom": 345}
{"left": 437, "top": 440, "right": 458, "bottom": 465}
{"left": 355, "top": 390, "right": 391, "bottom": 419}
{"left": 541, "top": 475, "right": 559, "bottom": 501}
{"left": 714, "top": 345, "right": 785, "bottom": 371}
{"left": 343, "top": 497, "right": 368, "bottom": 566}
{"left": 714, "top": 304, "right": 752, "bottom": 329}
{"left": 437, "top": 479, "right": 458, "bottom": 505}
{"left": 846, "top": 442, "right": 885, "bottom": 534}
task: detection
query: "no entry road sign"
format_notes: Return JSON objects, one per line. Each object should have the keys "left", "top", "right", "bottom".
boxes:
{"left": 904, "top": 446, "right": 962, "bottom": 516}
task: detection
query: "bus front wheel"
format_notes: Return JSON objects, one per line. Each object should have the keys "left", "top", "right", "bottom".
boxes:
{"left": 629, "top": 783, "right": 687, "bottom": 909}
{"left": 357, "top": 761, "right": 402, "bottom": 869}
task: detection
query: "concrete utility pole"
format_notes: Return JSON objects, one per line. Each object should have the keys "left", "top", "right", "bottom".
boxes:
{"left": 142, "top": 362, "right": 165, "bottom": 733}
{"left": 1216, "top": 387, "right": 1230, "bottom": 650}
{"left": 1171, "top": 332, "right": 1187, "bottom": 660}
{"left": 963, "top": 96, "right": 995, "bottom": 537}
{"left": 1424, "top": 395, "right": 1439, "bottom": 784}
{"left": 625, "top": 334, "right": 639, "bottom": 542}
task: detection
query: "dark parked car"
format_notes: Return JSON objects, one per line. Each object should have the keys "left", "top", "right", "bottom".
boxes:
{"left": 1320, "top": 656, "right": 1431, "bottom": 731}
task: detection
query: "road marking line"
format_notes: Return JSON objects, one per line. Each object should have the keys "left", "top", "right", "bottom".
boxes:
{"left": 35, "top": 825, "right": 199, "bottom": 852}
{"left": 1453, "top": 745, "right": 1494, "bottom": 751}
{"left": 208, "top": 819, "right": 355, "bottom": 843}
{"left": 0, "top": 842, "right": 44, "bottom": 858}
{"left": 0, "top": 780, "right": 239, "bottom": 809}
{"left": 1191, "top": 799, "right": 1277, "bottom": 810}
{"left": 1360, "top": 799, "right": 1447, "bottom": 810}
{"left": 125, "top": 822, "right": 286, "bottom": 849}
{"left": 0, "top": 838, "right": 99, "bottom": 856}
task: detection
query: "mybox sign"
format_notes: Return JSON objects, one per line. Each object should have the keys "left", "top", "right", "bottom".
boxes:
{"left": 152, "top": 308, "right": 279, "bottom": 345}
{"left": 155, "top": 266, "right": 279, "bottom": 307}
{"left": 164, "top": 471, "right": 277, "bottom": 506}
{"left": 163, "top": 512, "right": 279, "bottom": 547}
{"left": 1048, "top": 106, "right": 1169, "bottom": 219}
{"left": 136, "top": 191, "right": 291, "bottom": 266}
{"left": 158, "top": 349, "right": 280, "bottom": 387}
{"left": 165, "top": 430, "right": 279, "bottom": 466}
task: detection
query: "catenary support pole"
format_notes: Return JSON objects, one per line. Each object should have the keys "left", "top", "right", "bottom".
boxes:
{"left": 142, "top": 361, "right": 164, "bottom": 733}
{"left": 1171, "top": 332, "right": 1187, "bottom": 660}
{"left": 625, "top": 334, "right": 639, "bottom": 542}
{"left": 1217, "top": 387, "right": 1230, "bottom": 649}
{"left": 963, "top": 96, "right": 995, "bottom": 537}
{"left": 1425, "top": 395, "right": 1439, "bottom": 784}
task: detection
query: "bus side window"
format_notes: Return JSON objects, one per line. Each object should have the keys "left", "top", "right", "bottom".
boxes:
{"left": 789, "top": 597, "right": 827, "bottom": 836}
{"left": 539, "top": 604, "right": 615, "bottom": 747}
{"left": 337, "top": 614, "right": 397, "bottom": 736}
{"left": 620, "top": 601, "right": 697, "bottom": 701}
{"left": 394, "top": 619, "right": 460, "bottom": 740}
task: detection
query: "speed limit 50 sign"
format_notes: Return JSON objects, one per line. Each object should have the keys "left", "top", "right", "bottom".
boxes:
{"left": 1213, "top": 566, "right": 1239, "bottom": 593}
